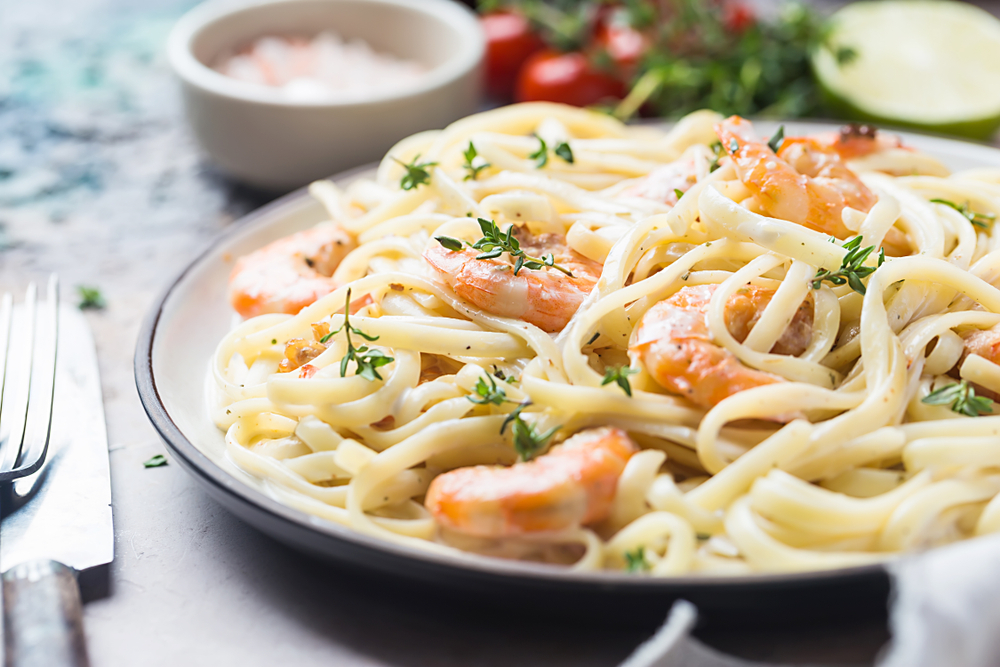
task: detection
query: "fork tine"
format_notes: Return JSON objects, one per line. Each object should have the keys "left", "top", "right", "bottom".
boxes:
{"left": 9, "top": 275, "right": 59, "bottom": 478}
{"left": 0, "top": 291, "right": 13, "bottom": 420}
{"left": 0, "top": 283, "right": 37, "bottom": 481}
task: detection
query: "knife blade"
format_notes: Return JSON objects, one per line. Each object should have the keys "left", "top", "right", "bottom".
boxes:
{"left": 1, "top": 304, "right": 113, "bottom": 666}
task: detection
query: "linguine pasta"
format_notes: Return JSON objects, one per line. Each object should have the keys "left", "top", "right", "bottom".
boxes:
{"left": 210, "top": 102, "right": 1000, "bottom": 576}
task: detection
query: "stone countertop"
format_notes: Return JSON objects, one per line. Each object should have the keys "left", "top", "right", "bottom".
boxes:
{"left": 2, "top": 0, "right": 967, "bottom": 664}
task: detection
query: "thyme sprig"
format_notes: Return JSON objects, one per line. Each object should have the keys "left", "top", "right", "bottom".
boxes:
{"left": 462, "top": 141, "right": 491, "bottom": 181}
{"left": 528, "top": 134, "right": 574, "bottom": 169}
{"left": 468, "top": 374, "right": 509, "bottom": 406}
{"left": 320, "top": 288, "right": 394, "bottom": 381}
{"left": 811, "top": 235, "right": 884, "bottom": 296}
{"left": 930, "top": 199, "right": 996, "bottom": 230}
{"left": 625, "top": 546, "right": 650, "bottom": 573}
{"left": 502, "top": 402, "right": 560, "bottom": 461}
{"left": 602, "top": 365, "right": 639, "bottom": 397}
{"left": 465, "top": 375, "right": 556, "bottom": 460}
{"left": 922, "top": 380, "right": 993, "bottom": 417}
{"left": 435, "top": 218, "right": 575, "bottom": 277}
{"left": 394, "top": 154, "right": 437, "bottom": 190}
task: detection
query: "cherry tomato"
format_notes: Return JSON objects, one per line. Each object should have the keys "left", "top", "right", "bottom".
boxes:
{"left": 594, "top": 21, "right": 647, "bottom": 70}
{"left": 481, "top": 12, "right": 545, "bottom": 100}
{"left": 723, "top": 2, "right": 755, "bottom": 33}
{"left": 515, "top": 50, "right": 626, "bottom": 107}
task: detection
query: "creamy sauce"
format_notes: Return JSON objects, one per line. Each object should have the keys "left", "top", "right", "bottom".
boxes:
{"left": 214, "top": 32, "right": 426, "bottom": 101}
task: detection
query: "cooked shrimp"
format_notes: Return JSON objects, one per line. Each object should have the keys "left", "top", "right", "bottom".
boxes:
{"left": 425, "top": 427, "right": 638, "bottom": 538}
{"left": 229, "top": 222, "right": 356, "bottom": 318}
{"left": 780, "top": 123, "right": 905, "bottom": 162}
{"left": 716, "top": 116, "right": 877, "bottom": 239}
{"left": 630, "top": 284, "right": 813, "bottom": 411}
{"left": 618, "top": 157, "right": 698, "bottom": 205}
{"left": 423, "top": 227, "right": 602, "bottom": 333}
{"left": 961, "top": 324, "right": 1000, "bottom": 364}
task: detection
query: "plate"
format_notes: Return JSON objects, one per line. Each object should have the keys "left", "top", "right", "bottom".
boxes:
{"left": 135, "top": 123, "right": 1000, "bottom": 625}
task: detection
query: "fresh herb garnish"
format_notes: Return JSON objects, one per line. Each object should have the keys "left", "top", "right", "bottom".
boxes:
{"left": 673, "top": 188, "right": 685, "bottom": 201}
{"left": 468, "top": 374, "right": 509, "bottom": 406}
{"left": 500, "top": 401, "right": 560, "bottom": 461}
{"left": 602, "top": 365, "right": 639, "bottom": 397}
{"left": 435, "top": 235, "right": 465, "bottom": 252}
{"left": 930, "top": 199, "right": 996, "bottom": 229}
{"left": 436, "top": 218, "right": 575, "bottom": 277}
{"left": 767, "top": 125, "right": 785, "bottom": 153}
{"left": 553, "top": 140, "right": 574, "bottom": 164}
{"left": 922, "top": 380, "right": 993, "bottom": 417}
{"left": 462, "top": 141, "right": 491, "bottom": 181}
{"left": 394, "top": 154, "right": 437, "bottom": 190}
{"left": 708, "top": 142, "right": 723, "bottom": 172}
{"left": 77, "top": 285, "right": 105, "bottom": 310}
{"left": 625, "top": 546, "right": 650, "bottom": 573}
{"left": 811, "top": 235, "right": 884, "bottom": 295}
{"left": 143, "top": 454, "right": 168, "bottom": 468}
{"left": 528, "top": 135, "right": 574, "bottom": 168}
{"left": 728, "top": 138, "right": 739, "bottom": 153}
{"left": 321, "top": 288, "right": 394, "bottom": 381}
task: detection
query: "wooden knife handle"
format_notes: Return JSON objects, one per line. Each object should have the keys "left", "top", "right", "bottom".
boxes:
{"left": 4, "top": 560, "right": 90, "bottom": 667}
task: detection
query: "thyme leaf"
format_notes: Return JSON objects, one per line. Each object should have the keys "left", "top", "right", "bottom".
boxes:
{"left": 767, "top": 125, "right": 785, "bottom": 153}
{"left": 601, "top": 365, "right": 639, "bottom": 397}
{"left": 462, "top": 141, "right": 491, "bottom": 181}
{"left": 922, "top": 380, "right": 993, "bottom": 417}
{"left": 528, "top": 135, "right": 574, "bottom": 168}
{"left": 468, "top": 374, "right": 509, "bottom": 406}
{"left": 394, "top": 153, "right": 437, "bottom": 190}
{"left": 625, "top": 546, "right": 650, "bottom": 573}
{"left": 529, "top": 135, "right": 549, "bottom": 168}
{"left": 143, "top": 454, "right": 168, "bottom": 468}
{"left": 77, "top": 285, "right": 106, "bottom": 310}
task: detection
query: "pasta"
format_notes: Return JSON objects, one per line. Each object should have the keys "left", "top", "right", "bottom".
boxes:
{"left": 210, "top": 102, "right": 1000, "bottom": 576}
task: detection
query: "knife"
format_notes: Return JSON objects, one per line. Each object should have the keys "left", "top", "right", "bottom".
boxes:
{"left": 0, "top": 304, "right": 113, "bottom": 667}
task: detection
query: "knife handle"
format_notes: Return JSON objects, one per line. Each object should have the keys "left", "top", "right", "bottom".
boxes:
{"left": 4, "top": 560, "right": 90, "bottom": 667}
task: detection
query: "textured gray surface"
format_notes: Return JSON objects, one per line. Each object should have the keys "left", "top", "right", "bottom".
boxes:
{"left": 0, "top": 0, "right": 903, "bottom": 664}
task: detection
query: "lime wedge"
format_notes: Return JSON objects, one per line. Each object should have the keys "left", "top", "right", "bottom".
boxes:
{"left": 814, "top": 1, "right": 1000, "bottom": 140}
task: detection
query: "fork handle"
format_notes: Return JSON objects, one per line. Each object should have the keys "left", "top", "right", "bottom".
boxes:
{"left": 4, "top": 560, "right": 89, "bottom": 667}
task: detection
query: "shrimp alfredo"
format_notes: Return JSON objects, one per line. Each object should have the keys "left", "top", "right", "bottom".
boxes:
{"left": 212, "top": 102, "right": 1000, "bottom": 576}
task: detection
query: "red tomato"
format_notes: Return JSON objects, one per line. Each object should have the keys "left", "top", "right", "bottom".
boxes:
{"left": 594, "top": 21, "right": 647, "bottom": 70}
{"left": 481, "top": 12, "right": 545, "bottom": 99}
{"left": 515, "top": 50, "right": 626, "bottom": 107}
{"left": 723, "top": 2, "right": 755, "bottom": 33}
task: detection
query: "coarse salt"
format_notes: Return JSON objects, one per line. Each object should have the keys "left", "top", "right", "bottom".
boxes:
{"left": 214, "top": 32, "right": 426, "bottom": 101}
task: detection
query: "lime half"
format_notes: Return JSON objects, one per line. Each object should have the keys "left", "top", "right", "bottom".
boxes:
{"left": 814, "top": 1, "right": 1000, "bottom": 140}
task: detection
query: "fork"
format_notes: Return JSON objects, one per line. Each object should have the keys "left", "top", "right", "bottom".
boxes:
{"left": 0, "top": 276, "right": 62, "bottom": 662}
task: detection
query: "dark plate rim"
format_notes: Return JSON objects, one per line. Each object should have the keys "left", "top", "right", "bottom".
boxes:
{"left": 132, "top": 148, "right": 907, "bottom": 593}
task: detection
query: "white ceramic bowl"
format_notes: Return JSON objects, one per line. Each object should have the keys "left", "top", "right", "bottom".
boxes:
{"left": 168, "top": 0, "right": 484, "bottom": 191}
